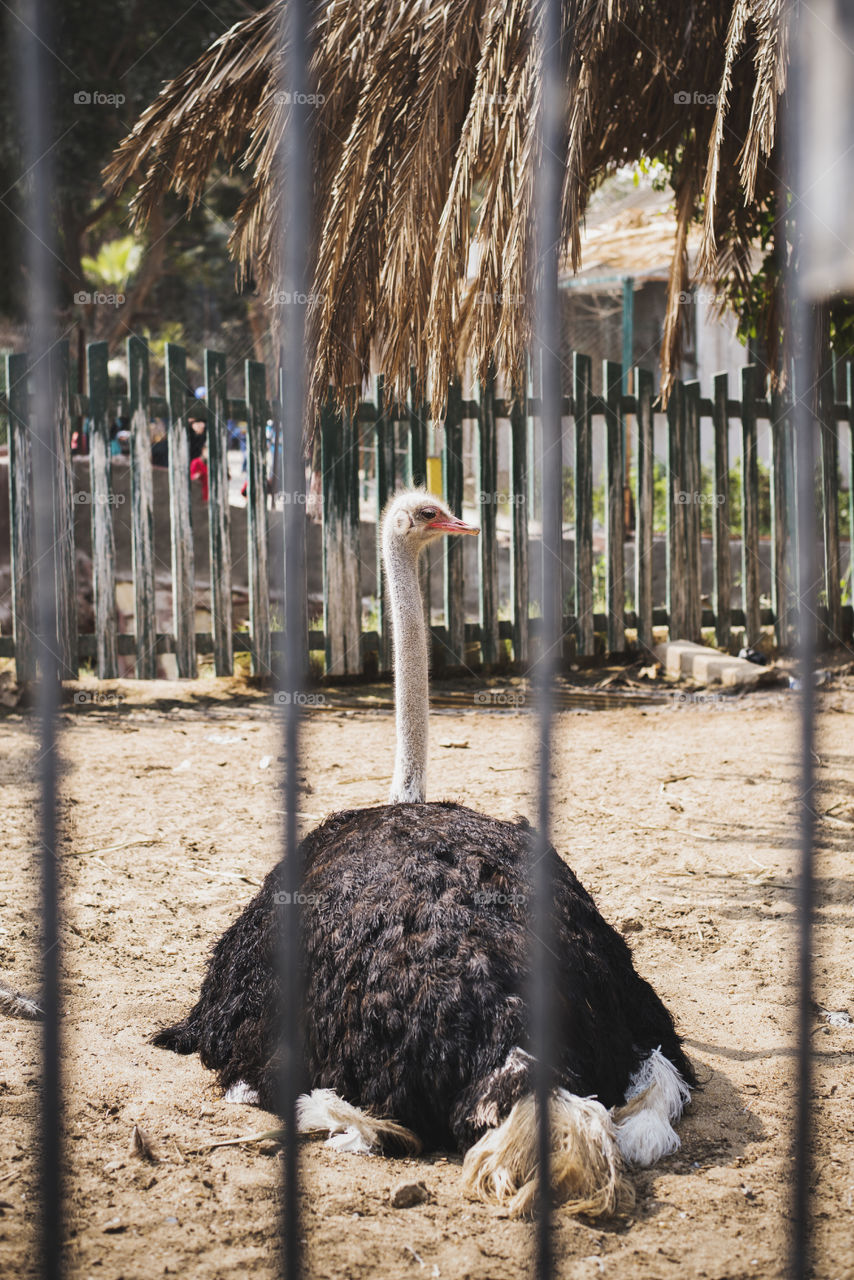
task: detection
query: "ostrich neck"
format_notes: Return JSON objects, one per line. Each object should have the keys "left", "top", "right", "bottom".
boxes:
{"left": 385, "top": 538, "right": 429, "bottom": 803}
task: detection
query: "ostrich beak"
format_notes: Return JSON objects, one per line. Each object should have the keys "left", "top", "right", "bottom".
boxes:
{"left": 428, "top": 514, "right": 480, "bottom": 536}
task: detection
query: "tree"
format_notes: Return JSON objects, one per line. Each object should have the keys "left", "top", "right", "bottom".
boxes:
{"left": 106, "top": 2, "right": 819, "bottom": 424}
{"left": 0, "top": 0, "right": 265, "bottom": 357}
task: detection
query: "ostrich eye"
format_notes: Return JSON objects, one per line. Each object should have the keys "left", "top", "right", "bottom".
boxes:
{"left": 420, "top": 508, "right": 437, "bottom": 521}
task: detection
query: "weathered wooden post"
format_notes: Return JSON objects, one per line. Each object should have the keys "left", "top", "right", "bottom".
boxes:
{"left": 86, "top": 342, "right": 118, "bottom": 678}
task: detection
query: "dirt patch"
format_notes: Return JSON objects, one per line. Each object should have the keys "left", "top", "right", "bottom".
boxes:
{"left": 1, "top": 682, "right": 853, "bottom": 1279}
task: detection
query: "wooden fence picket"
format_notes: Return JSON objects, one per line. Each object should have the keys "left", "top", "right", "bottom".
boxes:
{"left": 0, "top": 344, "right": 849, "bottom": 678}
{"left": 165, "top": 342, "right": 196, "bottom": 678}
{"left": 87, "top": 341, "right": 118, "bottom": 679}
{"left": 128, "top": 335, "right": 157, "bottom": 679}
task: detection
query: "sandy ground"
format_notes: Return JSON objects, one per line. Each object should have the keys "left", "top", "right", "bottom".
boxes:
{"left": 1, "top": 674, "right": 853, "bottom": 1280}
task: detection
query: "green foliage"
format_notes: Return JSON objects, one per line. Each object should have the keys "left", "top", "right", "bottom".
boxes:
{"left": 81, "top": 235, "right": 142, "bottom": 290}
{"left": 0, "top": 1, "right": 264, "bottom": 342}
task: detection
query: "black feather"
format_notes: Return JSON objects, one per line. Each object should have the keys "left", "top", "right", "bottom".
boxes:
{"left": 154, "top": 802, "right": 694, "bottom": 1151}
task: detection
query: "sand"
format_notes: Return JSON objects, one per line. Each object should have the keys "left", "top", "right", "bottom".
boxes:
{"left": 1, "top": 674, "right": 852, "bottom": 1279}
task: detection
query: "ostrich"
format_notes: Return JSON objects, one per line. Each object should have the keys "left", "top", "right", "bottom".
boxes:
{"left": 154, "top": 490, "right": 694, "bottom": 1214}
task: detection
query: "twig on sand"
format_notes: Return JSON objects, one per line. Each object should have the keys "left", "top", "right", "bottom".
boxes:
{"left": 183, "top": 1127, "right": 286, "bottom": 1154}
{"left": 69, "top": 836, "right": 159, "bottom": 858}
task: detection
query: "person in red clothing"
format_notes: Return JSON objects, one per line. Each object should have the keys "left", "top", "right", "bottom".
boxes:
{"left": 187, "top": 404, "right": 209, "bottom": 502}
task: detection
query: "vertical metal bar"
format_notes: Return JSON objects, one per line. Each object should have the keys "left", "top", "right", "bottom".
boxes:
{"left": 165, "top": 343, "right": 196, "bottom": 678}
{"left": 245, "top": 359, "right": 272, "bottom": 677}
{"left": 712, "top": 373, "right": 732, "bottom": 649}
{"left": 6, "top": 352, "right": 37, "bottom": 683}
{"left": 128, "top": 335, "right": 157, "bottom": 679}
{"left": 205, "top": 349, "right": 234, "bottom": 676}
{"left": 443, "top": 378, "right": 466, "bottom": 666}
{"left": 532, "top": 0, "right": 563, "bottom": 1270}
{"left": 634, "top": 366, "right": 654, "bottom": 654}
{"left": 16, "top": 3, "right": 62, "bottom": 1275}
{"left": 785, "top": 6, "right": 833, "bottom": 1272}
{"left": 477, "top": 367, "right": 499, "bottom": 665}
{"left": 741, "top": 365, "right": 761, "bottom": 645}
{"left": 604, "top": 359, "right": 625, "bottom": 654}
{"left": 509, "top": 386, "right": 530, "bottom": 665}
{"left": 277, "top": 0, "right": 309, "bottom": 1274}
{"left": 87, "top": 342, "right": 119, "bottom": 679}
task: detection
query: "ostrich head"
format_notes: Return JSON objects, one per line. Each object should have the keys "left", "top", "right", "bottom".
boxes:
{"left": 381, "top": 489, "right": 479, "bottom": 557}
{"left": 382, "top": 489, "right": 478, "bottom": 804}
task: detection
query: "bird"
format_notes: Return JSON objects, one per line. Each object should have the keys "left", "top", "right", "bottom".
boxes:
{"left": 153, "top": 488, "right": 694, "bottom": 1215}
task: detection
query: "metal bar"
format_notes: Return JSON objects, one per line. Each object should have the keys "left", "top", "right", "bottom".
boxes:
{"left": 276, "top": 0, "right": 310, "bottom": 1273}
{"left": 5, "top": 352, "right": 37, "bottom": 683}
{"left": 87, "top": 342, "right": 119, "bottom": 678}
{"left": 204, "top": 349, "right": 234, "bottom": 676}
{"left": 16, "top": 3, "right": 63, "bottom": 1275}
{"left": 604, "top": 359, "right": 625, "bottom": 654}
{"left": 128, "top": 335, "right": 157, "bottom": 678}
{"left": 477, "top": 366, "right": 499, "bottom": 665}
{"left": 443, "top": 378, "right": 466, "bottom": 666}
{"left": 712, "top": 373, "right": 732, "bottom": 649}
{"left": 245, "top": 359, "right": 272, "bottom": 676}
{"left": 634, "top": 366, "right": 654, "bottom": 654}
{"left": 573, "top": 353, "right": 594, "bottom": 655}
{"left": 787, "top": 7, "right": 827, "bottom": 1270}
{"left": 532, "top": 0, "right": 563, "bottom": 1268}
{"left": 165, "top": 343, "right": 196, "bottom": 678}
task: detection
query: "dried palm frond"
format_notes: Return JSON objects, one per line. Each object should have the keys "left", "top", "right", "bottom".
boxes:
{"left": 107, "top": 0, "right": 793, "bottom": 436}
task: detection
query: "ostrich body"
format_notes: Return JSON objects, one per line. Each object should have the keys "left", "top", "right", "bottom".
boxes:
{"left": 155, "top": 491, "right": 694, "bottom": 1213}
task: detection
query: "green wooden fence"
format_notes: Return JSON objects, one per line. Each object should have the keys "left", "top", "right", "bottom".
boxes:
{"left": 1, "top": 337, "right": 852, "bottom": 682}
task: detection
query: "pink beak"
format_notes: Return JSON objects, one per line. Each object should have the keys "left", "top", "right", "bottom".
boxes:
{"left": 427, "top": 514, "right": 480, "bottom": 536}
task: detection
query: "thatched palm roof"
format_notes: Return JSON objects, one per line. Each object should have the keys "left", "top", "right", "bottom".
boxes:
{"left": 106, "top": 0, "right": 788, "bottom": 422}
